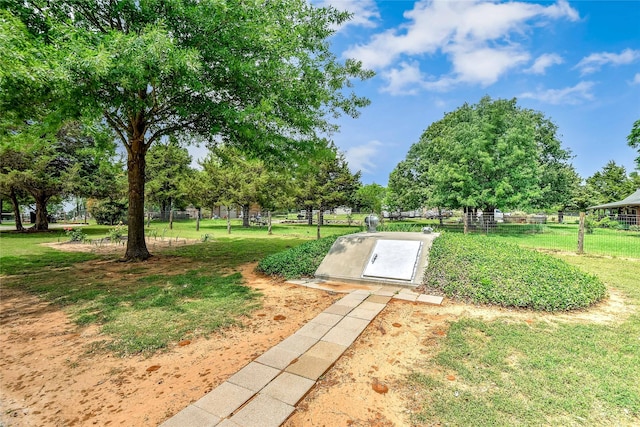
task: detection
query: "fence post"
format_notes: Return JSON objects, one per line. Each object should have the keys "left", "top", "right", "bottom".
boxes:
{"left": 463, "top": 208, "right": 469, "bottom": 234}
{"left": 577, "top": 212, "right": 585, "bottom": 254}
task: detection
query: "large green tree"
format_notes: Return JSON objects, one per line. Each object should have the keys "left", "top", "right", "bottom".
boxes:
{"left": 586, "top": 161, "right": 635, "bottom": 204}
{"left": 145, "top": 137, "right": 192, "bottom": 223}
{"left": 2, "top": 0, "right": 372, "bottom": 260}
{"left": 395, "top": 97, "right": 573, "bottom": 221}
{"left": 1, "top": 122, "right": 115, "bottom": 230}
{"left": 296, "top": 144, "right": 361, "bottom": 237}
{"left": 628, "top": 119, "right": 640, "bottom": 169}
{"left": 355, "top": 183, "right": 386, "bottom": 215}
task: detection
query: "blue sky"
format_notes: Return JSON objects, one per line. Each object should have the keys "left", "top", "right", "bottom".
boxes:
{"left": 319, "top": 0, "right": 640, "bottom": 185}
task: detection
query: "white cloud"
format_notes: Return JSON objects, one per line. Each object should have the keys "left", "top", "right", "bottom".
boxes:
{"left": 575, "top": 48, "right": 640, "bottom": 75}
{"left": 519, "top": 81, "right": 595, "bottom": 105}
{"left": 633, "top": 73, "right": 640, "bottom": 85}
{"left": 448, "top": 45, "right": 530, "bottom": 85}
{"left": 525, "top": 53, "right": 564, "bottom": 74}
{"left": 344, "top": 140, "right": 382, "bottom": 174}
{"left": 380, "top": 62, "right": 424, "bottom": 95}
{"left": 316, "top": 0, "right": 380, "bottom": 31}
{"left": 343, "top": 0, "right": 579, "bottom": 93}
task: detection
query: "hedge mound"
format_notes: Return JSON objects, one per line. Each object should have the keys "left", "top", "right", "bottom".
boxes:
{"left": 423, "top": 233, "right": 607, "bottom": 311}
{"left": 256, "top": 234, "right": 339, "bottom": 279}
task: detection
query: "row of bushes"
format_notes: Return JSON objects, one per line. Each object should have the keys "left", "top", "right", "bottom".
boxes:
{"left": 586, "top": 217, "right": 640, "bottom": 232}
{"left": 258, "top": 231, "right": 607, "bottom": 312}
{"left": 256, "top": 234, "right": 340, "bottom": 279}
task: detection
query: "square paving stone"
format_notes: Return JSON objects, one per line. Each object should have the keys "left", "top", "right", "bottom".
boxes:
{"left": 417, "top": 294, "right": 444, "bottom": 305}
{"left": 217, "top": 420, "right": 242, "bottom": 427}
{"left": 227, "top": 362, "right": 280, "bottom": 392}
{"left": 393, "top": 293, "right": 418, "bottom": 302}
{"left": 276, "top": 334, "right": 318, "bottom": 355}
{"left": 284, "top": 354, "right": 334, "bottom": 380}
{"left": 260, "top": 372, "right": 316, "bottom": 405}
{"left": 295, "top": 322, "right": 333, "bottom": 339}
{"left": 229, "top": 394, "right": 295, "bottom": 427}
{"left": 334, "top": 316, "right": 370, "bottom": 333}
{"left": 323, "top": 304, "right": 354, "bottom": 316}
{"left": 159, "top": 405, "right": 220, "bottom": 427}
{"left": 336, "top": 297, "right": 366, "bottom": 308}
{"left": 305, "top": 340, "right": 348, "bottom": 361}
{"left": 366, "top": 295, "right": 392, "bottom": 304}
{"left": 321, "top": 326, "right": 362, "bottom": 347}
{"left": 348, "top": 307, "right": 380, "bottom": 321}
{"left": 358, "top": 301, "right": 386, "bottom": 311}
{"left": 194, "top": 382, "right": 254, "bottom": 418}
{"left": 309, "top": 312, "right": 343, "bottom": 327}
{"left": 255, "top": 346, "right": 300, "bottom": 370}
{"left": 374, "top": 287, "right": 400, "bottom": 296}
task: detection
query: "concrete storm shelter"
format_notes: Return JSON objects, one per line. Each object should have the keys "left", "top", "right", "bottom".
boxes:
{"left": 315, "top": 232, "right": 440, "bottom": 287}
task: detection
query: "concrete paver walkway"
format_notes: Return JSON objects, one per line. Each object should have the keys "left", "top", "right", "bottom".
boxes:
{"left": 159, "top": 288, "right": 442, "bottom": 427}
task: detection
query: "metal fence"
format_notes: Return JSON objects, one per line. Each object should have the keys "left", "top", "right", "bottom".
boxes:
{"left": 379, "top": 212, "right": 640, "bottom": 259}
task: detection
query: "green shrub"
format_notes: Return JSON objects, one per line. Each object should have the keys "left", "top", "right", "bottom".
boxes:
{"left": 89, "top": 199, "right": 127, "bottom": 225}
{"left": 65, "top": 227, "right": 88, "bottom": 242}
{"left": 377, "top": 222, "right": 423, "bottom": 232}
{"left": 256, "top": 235, "right": 339, "bottom": 279}
{"left": 423, "top": 233, "right": 607, "bottom": 311}
{"left": 597, "top": 217, "right": 618, "bottom": 229}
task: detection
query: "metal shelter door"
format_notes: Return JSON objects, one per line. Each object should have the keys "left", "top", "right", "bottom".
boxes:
{"left": 362, "top": 239, "right": 422, "bottom": 281}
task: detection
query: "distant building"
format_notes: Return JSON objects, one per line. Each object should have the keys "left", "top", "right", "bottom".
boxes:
{"left": 588, "top": 189, "right": 640, "bottom": 225}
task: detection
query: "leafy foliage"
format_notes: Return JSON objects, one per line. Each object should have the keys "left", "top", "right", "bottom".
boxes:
{"left": 628, "top": 118, "right": 640, "bottom": 169}
{"left": 389, "top": 96, "right": 575, "bottom": 213}
{"left": 585, "top": 160, "right": 636, "bottom": 205}
{"left": 423, "top": 233, "right": 607, "bottom": 311}
{"left": 2, "top": 0, "right": 372, "bottom": 259}
{"left": 256, "top": 234, "right": 340, "bottom": 279}
{"left": 88, "top": 199, "right": 127, "bottom": 225}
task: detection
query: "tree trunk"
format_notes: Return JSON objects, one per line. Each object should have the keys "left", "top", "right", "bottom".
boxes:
{"left": 8, "top": 189, "right": 24, "bottom": 231}
{"left": 242, "top": 204, "right": 250, "bottom": 227}
{"left": 125, "top": 139, "right": 151, "bottom": 261}
{"left": 316, "top": 209, "right": 321, "bottom": 240}
{"left": 438, "top": 207, "right": 443, "bottom": 226}
{"left": 267, "top": 211, "right": 272, "bottom": 235}
{"left": 306, "top": 206, "right": 313, "bottom": 226}
{"left": 30, "top": 192, "right": 50, "bottom": 231}
{"left": 196, "top": 208, "right": 201, "bottom": 231}
{"left": 557, "top": 210, "right": 564, "bottom": 224}
{"left": 226, "top": 206, "right": 232, "bottom": 234}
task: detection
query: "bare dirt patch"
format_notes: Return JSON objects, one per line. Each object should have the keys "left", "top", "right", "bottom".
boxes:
{"left": 0, "top": 259, "right": 338, "bottom": 426}
{"left": 1, "top": 242, "right": 633, "bottom": 426}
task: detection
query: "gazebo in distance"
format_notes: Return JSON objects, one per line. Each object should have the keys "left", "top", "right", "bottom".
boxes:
{"left": 588, "top": 189, "right": 640, "bottom": 226}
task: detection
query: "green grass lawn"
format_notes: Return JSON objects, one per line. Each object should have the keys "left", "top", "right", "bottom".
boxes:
{"left": 0, "top": 224, "right": 313, "bottom": 355}
{"left": 409, "top": 255, "right": 640, "bottom": 426}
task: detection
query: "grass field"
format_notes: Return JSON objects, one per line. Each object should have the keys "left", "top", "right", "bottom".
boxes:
{"left": 410, "top": 255, "right": 640, "bottom": 426}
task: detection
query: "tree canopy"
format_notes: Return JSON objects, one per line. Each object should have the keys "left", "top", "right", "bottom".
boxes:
{"left": 585, "top": 161, "right": 636, "bottom": 205}
{"left": 1, "top": 0, "right": 373, "bottom": 259}
{"left": 390, "top": 96, "right": 574, "bottom": 214}
{"left": 628, "top": 119, "right": 640, "bottom": 169}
